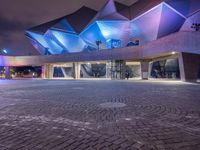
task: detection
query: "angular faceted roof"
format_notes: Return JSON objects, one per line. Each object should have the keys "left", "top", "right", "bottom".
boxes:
{"left": 28, "top": 18, "right": 62, "bottom": 34}
{"left": 130, "top": 1, "right": 187, "bottom": 44}
{"left": 128, "top": 0, "right": 163, "bottom": 20}
{"left": 27, "top": 0, "right": 200, "bottom": 34}
{"left": 65, "top": 6, "right": 97, "bottom": 33}
{"left": 181, "top": 10, "right": 200, "bottom": 31}
{"left": 120, "top": 0, "right": 200, "bottom": 20}
{"left": 93, "top": 0, "right": 129, "bottom": 21}
{"left": 26, "top": 0, "right": 200, "bottom": 55}
{"left": 28, "top": 6, "right": 97, "bottom": 34}
{"left": 114, "top": 1, "right": 129, "bottom": 12}
{"left": 164, "top": 0, "right": 200, "bottom": 17}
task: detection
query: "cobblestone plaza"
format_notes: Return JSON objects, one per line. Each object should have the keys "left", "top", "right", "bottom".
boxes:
{"left": 0, "top": 79, "right": 199, "bottom": 150}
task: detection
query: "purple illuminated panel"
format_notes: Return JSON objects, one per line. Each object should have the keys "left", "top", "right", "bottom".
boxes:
{"left": 97, "top": 0, "right": 116, "bottom": 19}
{"left": 181, "top": 11, "right": 200, "bottom": 31}
{"left": 130, "top": 4, "right": 163, "bottom": 44}
{"left": 157, "top": 3, "right": 185, "bottom": 38}
{"left": 164, "top": 0, "right": 200, "bottom": 16}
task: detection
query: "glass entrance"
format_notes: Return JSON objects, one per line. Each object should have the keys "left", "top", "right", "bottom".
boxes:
{"left": 150, "top": 58, "right": 180, "bottom": 79}
{"left": 111, "top": 60, "right": 124, "bottom": 79}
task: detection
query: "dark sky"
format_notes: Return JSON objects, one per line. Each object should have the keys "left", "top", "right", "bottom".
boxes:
{"left": 0, "top": 0, "right": 137, "bottom": 56}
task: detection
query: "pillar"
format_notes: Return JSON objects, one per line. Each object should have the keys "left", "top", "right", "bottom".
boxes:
{"left": 106, "top": 61, "right": 111, "bottom": 78}
{"left": 42, "top": 64, "right": 53, "bottom": 79}
{"left": 120, "top": 60, "right": 126, "bottom": 79}
{"left": 5, "top": 66, "right": 11, "bottom": 79}
{"left": 178, "top": 52, "right": 200, "bottom": 82}
{"left": 73, "top": 62, "right": 80, "bottom": 79}
{"left": 140, "top": 61, "right": 149, "bottom": 80}
{"left": 110, "top": 60, "right": 125, "bottom": 79}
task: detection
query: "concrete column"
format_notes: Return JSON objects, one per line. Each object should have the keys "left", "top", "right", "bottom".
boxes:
{"left": 106, "top": 61, "right": 111, "bottom": 78}
{"left": 5, "top": 66, "right": 11, "bottom": 79}
{"left": 140, "top": 61, "right": 149, "bottom": 80}
{"left": 178, "top": 52, "right": 200, "bottom": 82}
{"left": 120, "top": 60, "right": 126, "bottom": 79}
{"left": 42, "top": 64, "right": 53, "bottom": 79}
{"left": 41, "top": 65, "right": 45, "bottom": 79}
{"left": 73, "top": 62, "right": 80, "bottom": 79}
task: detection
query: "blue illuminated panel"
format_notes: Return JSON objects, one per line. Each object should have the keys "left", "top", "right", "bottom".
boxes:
{"left": 27, "top": 31, "right": 49, "bottom": 48}
{"left": 96, "top": 21, "right": 130, "bottom": 47}
{"left": 48, "top": 30, "right": 87, "bottom": 53}
{"left": 106, "top": 39, "right": 121, "bottom": 49}
{"left": 80, "top": 22, "right": 106, "bottom": 50}
{"left": 27, "top": 31, "right": 63, "bottom": 54}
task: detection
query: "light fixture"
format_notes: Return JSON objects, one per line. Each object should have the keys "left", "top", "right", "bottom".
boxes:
{"left": 172, "top": 51, "right": 176, "bottom": 55}
{"left": 2, "top": 49, "right": 8, "bottom": 54}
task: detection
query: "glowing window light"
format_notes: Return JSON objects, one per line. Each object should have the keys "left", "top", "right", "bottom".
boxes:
{"left": 172, "top": 51, "right": 176, "bottom": 55}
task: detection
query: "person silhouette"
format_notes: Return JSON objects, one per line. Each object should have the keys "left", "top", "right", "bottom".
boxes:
{"left": 125, "top": 70, "right": 130, "bottom": 80}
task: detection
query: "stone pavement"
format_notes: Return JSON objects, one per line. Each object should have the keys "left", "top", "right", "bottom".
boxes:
{"left": 0, "top": 79, "right": 200, "bottom": 150}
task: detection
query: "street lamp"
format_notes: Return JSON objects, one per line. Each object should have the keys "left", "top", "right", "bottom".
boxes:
{"left": 1, "top": 49, "right": 8, "bottom": 55}
{"left": 95, "top": 40, "right": 102, "bottom": 50}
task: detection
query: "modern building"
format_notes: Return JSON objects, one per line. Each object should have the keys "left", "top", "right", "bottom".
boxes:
{"left": 1, "top": 0, "right": 200, "bottom": 81}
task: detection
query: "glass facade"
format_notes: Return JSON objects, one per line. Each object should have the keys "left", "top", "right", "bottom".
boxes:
{"left": 49, "top": 61, "right": 141, "bottom": 79}
{"left": 150, "top": 58, "right": 180, "bottom": 79}
{"left": 0, "top": 67, "right": 5, "bottom": 79}
{"left": 80, "top": 63, "right": 107, "bottom": 78}
{"left": 79, "top": 61, "right": 141, "bottom": 79}
{"left": 53, "top": 64, "right": 74, "bottom": 78}
{"left": 124, "top": 62, "right": 141, "bottom": 79}
{"left": 11, "top": 66, "right": 42, "bottom": 78}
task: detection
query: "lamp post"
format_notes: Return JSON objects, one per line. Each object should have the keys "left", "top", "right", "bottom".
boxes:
{"left": 0, "top": 49, "right": 11, "bottom": 79}
{"left": 95, "top": 40, "right": 102, "bottom": 50}
{"left": 0, "top": 49, "right": 8, "bottom": 55}
{"left": 44, "top": 47, "right": 50, "bottom": 55}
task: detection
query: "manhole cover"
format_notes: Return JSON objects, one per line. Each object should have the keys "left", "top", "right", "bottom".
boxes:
{"left": 99, "top": 102, "right": 126, "bottom": 108}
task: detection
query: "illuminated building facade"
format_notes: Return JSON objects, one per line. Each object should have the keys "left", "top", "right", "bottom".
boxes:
{"left": 1, "top": 0, "right": 200, "bottom": 81}
{"left": 26, "top": 0, "right": 190, "bottom": 54}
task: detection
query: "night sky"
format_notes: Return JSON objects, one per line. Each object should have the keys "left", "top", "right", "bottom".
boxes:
{"left": 0, "top": 0, "right": 137, "bottom": 56}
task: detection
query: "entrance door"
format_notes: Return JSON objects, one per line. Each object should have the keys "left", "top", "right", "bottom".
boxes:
{"left": 111, "top": 60, "right": 124, "bottom": 79}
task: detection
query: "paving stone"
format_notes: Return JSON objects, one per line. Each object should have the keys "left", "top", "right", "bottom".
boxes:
{"left": 0, "top": 80, "right": 199, "bottom": 149}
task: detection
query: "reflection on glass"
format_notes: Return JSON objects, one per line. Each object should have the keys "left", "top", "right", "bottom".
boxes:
{"left": 80, "top": 64, "right": 106, "bottom": 78}
{"left": 150, "top": 59, "right": 180, "bottom": 79}
{"left": 53, "top": 67, "right": 73, "bottom": 78}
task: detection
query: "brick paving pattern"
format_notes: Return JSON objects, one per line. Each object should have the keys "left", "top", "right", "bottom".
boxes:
{"left": 0, "top": 79, "right": 200, "bottom": 150}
